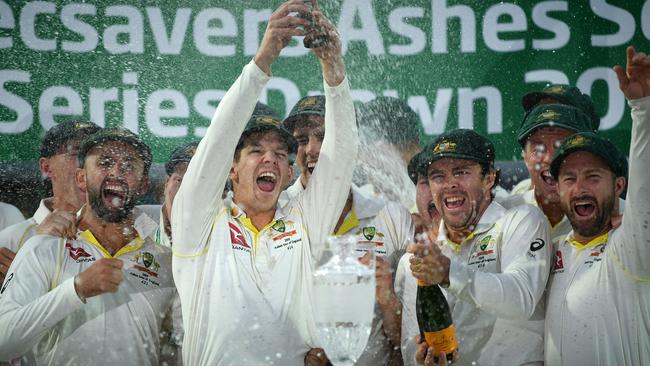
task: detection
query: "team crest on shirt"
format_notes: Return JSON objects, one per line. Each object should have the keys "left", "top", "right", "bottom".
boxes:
{"left": 128, "top": 251, "right": 162, "bottom": 286}
{"left": 356, "top": 228, "right": 386, "bottom": 256}
{"left": 132, "top": 251, "right": 161, "bottom": 277}
{"left": 66, "top": 242, "right": 95, "bottom": 263}
{"left": 468, "top": 234, "right": 497, "bottom": 269}
{"left": 362, "top": 227, "right": 376, "bottom": 241}
{"left": 272, "top": 220, "right": 286, "bottom": 233}
{"left": 479, "top": 235, "right": 491, "bottom": 251}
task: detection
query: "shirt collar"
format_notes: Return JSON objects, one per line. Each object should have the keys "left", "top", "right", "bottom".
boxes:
{"left": 33, "top": 198, "right": 53, "bottom": 224}
{"left": 438, "top": 200, "right": 505, "bottom": 251}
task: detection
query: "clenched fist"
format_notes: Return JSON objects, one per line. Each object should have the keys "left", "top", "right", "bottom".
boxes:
{"left": 73, "top": 258, "right": 124, "bottom": 299}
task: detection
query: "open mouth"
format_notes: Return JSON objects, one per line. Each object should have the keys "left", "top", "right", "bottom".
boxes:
{"left": 443, "top": 196, "right": 465, "bottom": 210}
{"left": 306, "top": 161, "right": 316, "bottom": 174}
{"left": 573, "top": 199, "right": 596, "bottom": 217}
{"left": 256, "top": 171, "right": 278, "bottom": 193}
{"left": 102, "top": 181, "right": 128, "bottom": 208}
{"left": 540, "top": 169, "right": 557, "bottom": 187}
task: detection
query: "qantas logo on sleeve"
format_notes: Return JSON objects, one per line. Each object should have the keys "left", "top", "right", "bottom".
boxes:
{"left": 66, "top": 242, "right": 95, "bottom": 262}
{"left": 229, "top": 223, "right": 251, "bottom": 250}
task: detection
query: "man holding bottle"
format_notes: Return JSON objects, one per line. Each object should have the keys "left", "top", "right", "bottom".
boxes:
{"left": 406, "top": 129, "right": 552, "bottom": 366}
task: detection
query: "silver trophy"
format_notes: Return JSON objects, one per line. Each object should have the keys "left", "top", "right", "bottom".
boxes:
{"left": 312, "top": 235, "right": 376, "bottom": 365}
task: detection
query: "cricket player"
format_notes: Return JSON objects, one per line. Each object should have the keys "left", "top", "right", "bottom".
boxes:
{"left": 510, "top": 84, "right": 599, "bottom": 195}
{"left": 170, "top": 2, "right": 358, "bottom": 365}
{"left": 0, "top": 128, "right": 176, "bottom": 365}
{"left": 407, "top": 129, "right": 552, "bottom": 366}
{"left": 502, "top": 104, "right": 594, "bottom": 237}
{"left": 545, "top": 46, "right": 650, "bottom": 365}
{"left": 281, "top": 94, "right": 414, "bottom": 365}
{"left": 0, "top": 120, "right": 101, "bottom": 283}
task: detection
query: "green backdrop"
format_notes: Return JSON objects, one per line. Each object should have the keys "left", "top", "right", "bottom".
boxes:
{"left": 1, "top": 0, "right": 649, "bottom": 162}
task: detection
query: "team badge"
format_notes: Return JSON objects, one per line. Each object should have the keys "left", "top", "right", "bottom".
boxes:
{"left": 132, "top": 252, "right": 161, "bottom": 272}
{"left": 433, "top": 140, "right": 456, "bottom": 154}
{"left": 480, "top": 235, "right": 492, "bottom": 251}
{"left": 537, "top": 109, "right": 561, "bottom": 122}
{"left": 566, "top": 134, "right": 588, "bottom": 147}
{"left": 300, "top": 96, "right": 318, "bottom": 108}
{"left": 544, "top": 85, "right": 566, "bottom": 95}
{"left": 272, "top": 220, "right": 286, "bottom": 233}
{"left": 363, "top": 227, "right": 376, "bottom": 241}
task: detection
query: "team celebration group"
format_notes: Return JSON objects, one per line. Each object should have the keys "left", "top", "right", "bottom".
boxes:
{"left": 0, "top": 1, "right": 648, "bottom": 365}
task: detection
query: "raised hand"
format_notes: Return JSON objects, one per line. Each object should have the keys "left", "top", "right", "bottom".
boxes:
{"left": 73, "top": 258, "right": 124, "bottom": 299}
{"left": 255, "top": 0, "right": 310, "bottom": 75}
{"left": 407, "top": 241, "right": 450, "bottom": 286}
{"left": 614, "top": 46, "right": 650, "bottom": 100}
{"left": 308, "top": 7, "right": 346, "bottom": 86}
{"left": 36, "top": 209, "right": 77, "bottom": 239}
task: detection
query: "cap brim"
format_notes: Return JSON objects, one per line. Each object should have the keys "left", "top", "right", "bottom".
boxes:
{"left": 550, "top": 145, "right": 616, "bottom": 179}
{"left": 418, "top": 152, "right": 488, "bottom": 174}
{"left": 518, "top": 120, "right": 584, "bottom": 145}
{"left": 242, "top": 124, "right": 297, "bottom": 154}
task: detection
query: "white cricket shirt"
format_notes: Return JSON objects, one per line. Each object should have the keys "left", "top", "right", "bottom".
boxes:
{"left": 544, "top": 96, "right": 650, "bottom": 366}
{"left": 171, "top": 60, "right": 358, "bottom": 366}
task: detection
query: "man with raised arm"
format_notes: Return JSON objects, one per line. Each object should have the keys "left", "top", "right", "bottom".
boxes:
{"left": 0, "top": 128, "right": 176, "bottom": 364}
{"left": 545, "top": 46, "right": 650, "bottom": 365}
{"left": 170, "top": 1, "right": 358, "bottom": 365}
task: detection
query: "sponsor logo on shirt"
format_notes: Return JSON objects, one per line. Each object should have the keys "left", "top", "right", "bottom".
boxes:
{"left": 272, "top": 230, "right": 297, "bottom": 241}
{"left": 229, "top": 222, "right": 251, "bottom": 251}
{"left": 66, "top": 242, "right": 95, "bottom": 263}
{"left": 527, "top": 238, "right": 546, "bottom": 258}
{"left": 552, "top": 250, "right": 564, "bottom": 273}
{"left": 583, "top": 244, "right": 606, "bottom": 266}
{"left": 0, "top": 273, "right": 13, "bottom": 294}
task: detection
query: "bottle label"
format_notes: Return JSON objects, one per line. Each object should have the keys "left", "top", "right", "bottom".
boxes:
{"left": 423, "top": 324, "right": 459, "bottom": 354}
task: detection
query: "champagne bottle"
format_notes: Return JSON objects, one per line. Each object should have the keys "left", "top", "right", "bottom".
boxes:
{"left": 416, "top": 280, "right": 458, "bottom": 361}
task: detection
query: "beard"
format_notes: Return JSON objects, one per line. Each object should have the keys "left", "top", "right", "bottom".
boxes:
{"left": 564, "top": 194, "right": 616, "bottom": 238}
{"left": 87, "top": 182, "right": 139, "bottom": 223}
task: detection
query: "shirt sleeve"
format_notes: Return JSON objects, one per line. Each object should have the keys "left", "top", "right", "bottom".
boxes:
{"left": 446, "top": 205, "right": 552, "bottom": 320}
{"left": 171, "top": 60, "right": 270, "bottom": 257}
{"left": 0, "top": 237, "right": 84, "bottom": 360}
{"left": 295, "top": 76, "right": 359, "bottom": 260}
{"left": 611, "top": 95, "right": 650, "bottom": 279}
